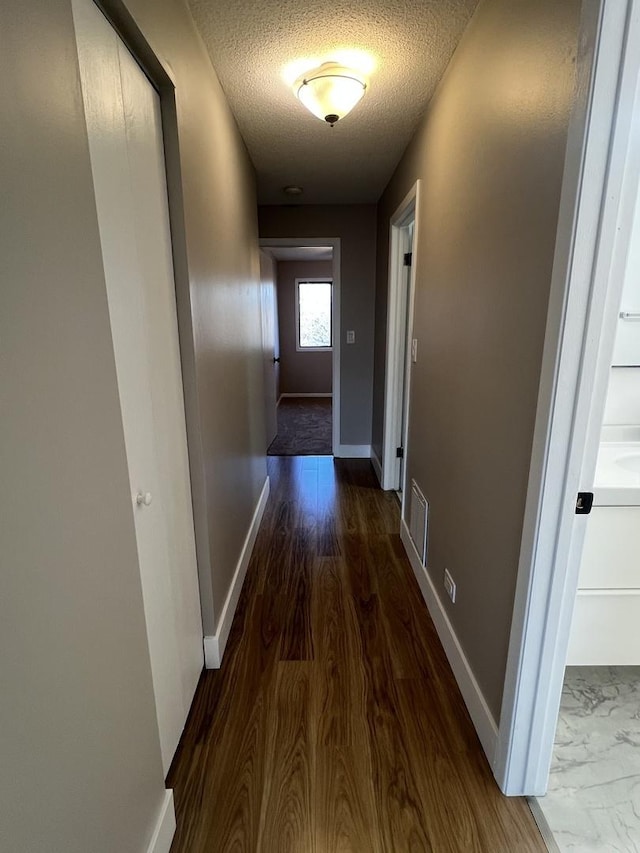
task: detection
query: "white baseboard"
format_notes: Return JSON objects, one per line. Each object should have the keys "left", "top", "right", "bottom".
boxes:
{"left": 370, "top": 447, "right": 383, "bottom": 484}
{"left": 335, "top": 444, "right": 372, "bottom": 458}
{"left": 204, "top": 476, "right": 270, "bottom": 668}
{"left": 146, "top": 790, "right": 175, "bottom": 853}
{"left": 400, "top": 519, "right": 499, "bottom": 763}
{"left": 279, "top": 392, "right": 333, "bottom": 398}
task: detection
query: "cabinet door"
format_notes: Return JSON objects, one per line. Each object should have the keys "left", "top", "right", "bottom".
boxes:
{"left": 567, "top": 592, "right": 640, "bottom": 665}
{"left": 578, "top": 507, "right": 640, "bottom": 589}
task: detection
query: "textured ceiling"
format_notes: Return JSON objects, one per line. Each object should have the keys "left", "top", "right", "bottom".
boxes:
{"left": 188, "top": 0, "right": 479, "bottom": 204}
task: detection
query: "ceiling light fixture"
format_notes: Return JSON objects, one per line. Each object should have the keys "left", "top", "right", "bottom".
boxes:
{"left": 294, "top": 62, "right": 367, "bottom": 126}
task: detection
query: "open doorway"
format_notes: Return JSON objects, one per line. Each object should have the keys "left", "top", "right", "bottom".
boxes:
{"left": 531, "top": 83, "right": 640, "bottom": 847}
{"left": 260, "top": 239, "right": 341, "bottom": 455}
{"left": 495, "top": 5, "right": 640, "bottom": 843}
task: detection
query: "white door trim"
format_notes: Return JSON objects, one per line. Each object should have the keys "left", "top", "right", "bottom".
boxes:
{"left": 259, "top": 238, "right": 341, "bottom": 455}
{"left": 495, "top": 0, "right": 640, "bottom": 795}
{"left": 381, "top": 181, "right": 421, "bottom": 492}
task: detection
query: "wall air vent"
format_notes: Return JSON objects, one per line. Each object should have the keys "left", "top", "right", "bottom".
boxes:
{"left": 409, "top": 479, "right": 428, "bottom": 566}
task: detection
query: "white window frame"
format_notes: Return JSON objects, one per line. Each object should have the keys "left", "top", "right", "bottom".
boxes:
{"left": 295, "top": 277, "right": 333, "bottom": 352}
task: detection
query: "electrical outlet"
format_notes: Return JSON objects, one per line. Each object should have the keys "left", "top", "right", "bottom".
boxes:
{"left": 411, "top": 338, "right": 418, "bottom": 363}
{"left": 444, "top": 568, "right": 456, "bottom": 603}
{"left": 346, "top": 330, "right": 355, "bottom": 344}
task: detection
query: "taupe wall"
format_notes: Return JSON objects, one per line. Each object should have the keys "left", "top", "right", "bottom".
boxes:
{"left": 1, "top": 0, "right": 265, "bottom": 848}
{"left": 259, "top": 205, "right": 376, "bottom": 446}
{"left": 276, "top": 260, "right": 333, "bottom": 395}
{"left": 373, "top": 0, "right": 583, "bottom": 718}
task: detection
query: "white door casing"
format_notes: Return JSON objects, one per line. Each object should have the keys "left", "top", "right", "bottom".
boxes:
{"left": 397, "top": 227, "right": 414, "bottom": 494}
{"left": 382, "top": 181, "right": 420, "bottom": 494}
{"left": 259, "top": 250, "right": 279, "bottom": 447}
{"left": 74, "top": 0, "right": 203, "bottom": 775}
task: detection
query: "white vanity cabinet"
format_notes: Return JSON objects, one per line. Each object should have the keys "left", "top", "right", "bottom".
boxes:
{"left": 567, "top": 506, "right": 640, "bottom": 665}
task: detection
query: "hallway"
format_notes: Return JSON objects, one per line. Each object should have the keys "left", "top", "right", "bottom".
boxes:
{"left": 167, "top": 456, "right": 544, "bottom": 851}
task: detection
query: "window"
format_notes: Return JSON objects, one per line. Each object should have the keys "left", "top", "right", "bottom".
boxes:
{"left": 295, "top": 278, "right": 333, "bottom": 351}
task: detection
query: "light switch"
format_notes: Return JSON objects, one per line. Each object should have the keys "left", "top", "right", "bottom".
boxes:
{"left": 346, "top": 330, "right": 355, "bottom": 344}
{"left": 411, "top": 338, "right": 418, "bottom": 363}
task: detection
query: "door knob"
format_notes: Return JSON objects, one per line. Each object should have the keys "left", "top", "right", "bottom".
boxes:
{"left": 136, "top": 491, "right": 153, "bottom": 506}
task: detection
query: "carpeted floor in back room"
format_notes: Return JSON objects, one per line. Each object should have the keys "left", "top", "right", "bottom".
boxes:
{"left": 267, "top": 397, "right": 332, "bottom": 456}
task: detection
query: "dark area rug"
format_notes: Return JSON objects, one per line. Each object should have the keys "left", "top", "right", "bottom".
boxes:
{"left": 267, "top": 397, "right": 332, "bottom": 456}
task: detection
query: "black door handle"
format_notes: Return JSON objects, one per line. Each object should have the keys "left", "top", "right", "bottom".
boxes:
{"left": 273, "top": 357, "right": 280, "bottom": 364}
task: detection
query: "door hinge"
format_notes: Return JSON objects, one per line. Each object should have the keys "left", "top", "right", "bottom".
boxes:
{"left": 575, "top": 492, "right": 594, "bottom": 515}
{"left": 403, "top": 252, "right": 412, "bottom": 267}
{"left": 396, "top": 447, "right": 404, "bottom": 459}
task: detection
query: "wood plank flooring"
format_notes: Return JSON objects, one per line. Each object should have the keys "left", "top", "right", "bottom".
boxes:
{"left": 167, "top": 456, "right": 545, "bottom": 852}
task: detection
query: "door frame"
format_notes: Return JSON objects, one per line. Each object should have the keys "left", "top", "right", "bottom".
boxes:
{"left": 259, "top": 237, "right": 341, "bottom": 456}
{"left": 259, "top": 249, "right": 279, "bottom": 448}
{"left": 381, "top": 181, "right": 421, "bottom": 492}
{"left": 495, "top": 0, "right": 640, "bottom": 795}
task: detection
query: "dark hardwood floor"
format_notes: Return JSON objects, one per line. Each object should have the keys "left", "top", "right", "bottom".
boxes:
{"left": 167, "top": 456, "right": 545, "bottom": 852}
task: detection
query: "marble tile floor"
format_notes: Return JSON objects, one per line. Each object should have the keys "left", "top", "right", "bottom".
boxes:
{"left": 536, "top": 666, "right": 640, "bottom": 852}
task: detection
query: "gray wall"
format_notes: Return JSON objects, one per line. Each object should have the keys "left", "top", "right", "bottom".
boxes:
{"left": 372, "top": 0, "right": 583, "bottom": 718}
{"left": 259, "top": 205, "right": 377, "bottom": 446}
{"left": 0, "top": 0, "right": 265, "bottom": 848}
{"left": 276, "top": 260, "right": 333, "bottom": 395}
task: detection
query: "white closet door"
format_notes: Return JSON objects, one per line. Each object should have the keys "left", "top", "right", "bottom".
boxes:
{"left": 117, "top": 37, "right": 203, "bottom": 712}
{"left": 73, "top": 0, "right": 202, "bottom": 774}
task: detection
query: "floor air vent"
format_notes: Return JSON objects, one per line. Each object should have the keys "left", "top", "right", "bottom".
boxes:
{"left": 409, "top": 480, "right": 428, "bottom": 565}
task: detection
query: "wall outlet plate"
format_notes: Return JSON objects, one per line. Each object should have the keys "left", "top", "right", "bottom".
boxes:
{"left": 444, "top": 568, "right": 456, "bottom": 603}
{"left": 346, "top": 330, "right": 355, "bottom": 344}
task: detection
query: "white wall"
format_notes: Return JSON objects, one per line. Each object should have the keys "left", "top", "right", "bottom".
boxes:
{"left": 603, "top": 368, "right": 640, "bottom": 425}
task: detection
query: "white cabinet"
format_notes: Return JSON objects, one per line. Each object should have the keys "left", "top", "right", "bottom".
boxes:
{"left": 567, "top": 506, "right": 640, "bottom": 665}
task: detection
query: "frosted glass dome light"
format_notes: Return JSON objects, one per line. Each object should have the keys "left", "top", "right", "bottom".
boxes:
{"left": 294, "top": 62, "right": 367, "bottom": 126}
